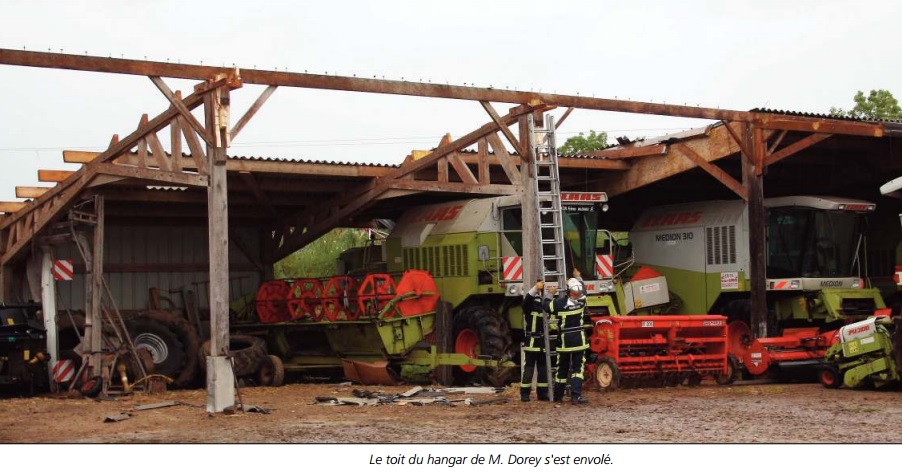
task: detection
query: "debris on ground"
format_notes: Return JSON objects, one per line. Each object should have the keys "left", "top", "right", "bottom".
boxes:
{"left": 103, "top": 413, "right": 132, "bottom": 423}
{"left": 134, "top": 401, "right": 181, "bottom": 411}
{"left": 314, "top": 386, "right": 509, "bottom": 407}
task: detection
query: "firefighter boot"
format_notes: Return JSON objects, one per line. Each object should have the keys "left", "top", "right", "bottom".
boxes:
{"left": 520, "top": 386, "right": 531, "bottom": 402}
{"left": 570, "top": 379, "right": 588, "bottom": 405}
{"left": 552, "top": 384, "right": 566, "bottom": 403}
{"left": 537, "top": 386, "right": 550, "bottom": 401}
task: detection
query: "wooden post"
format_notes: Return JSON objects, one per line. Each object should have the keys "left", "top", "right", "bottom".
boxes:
{"left": 81, "top": 197, "right": 104, "bottom": 378}
{"left": 0, "top": 262, "right": 14, "bottom": 302}
{"left": 205, "top": 82, "right": 235, "bottom": 412}
{"left": 742, "top": 124, "right": 768, "bottom": 338}
{"left": 91, "top": 196, "right": 104, "bottom": 376}
{"left": 519, "top": 116, "right": 540, "bottom": 287}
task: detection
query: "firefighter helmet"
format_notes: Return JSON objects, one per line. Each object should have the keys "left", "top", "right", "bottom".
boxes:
{"left": 567, "top": 278, "right": 584, "bottom": 297}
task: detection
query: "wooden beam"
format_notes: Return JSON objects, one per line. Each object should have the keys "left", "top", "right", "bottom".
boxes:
{"left": 63, "top": 150, "right": 100, "bottom": 163}
{"left": 145, "top": 131, "right": 171, "bottom": 171}
{"left": 179, "top": 116, "right": 208, "bottom": 174}
{"left": 393, "top": 104, "right": 542, "bottom": 180}
{"left": 484, "top": 133, "right": 522, "bottom": 184}
{"left": 764, "top": 133, "right": 833, "bottom": 167}
{"left": 555, "top": 107, "right": 574, "bottom": 129}
{"left": 63, "top": 149, "right": 396, "bottom": 177}
{"left": 480, "top": 101, "right": 528, "bottom": 158}
{"left": 388, "top": 181, "right": 521, "bottom": 195}
{"left": 594, "top": 123, "right": 740, "bottom": 197}
{"left": 723, "top": 121, "right": 753, "bottom": 159}
{"left": 0, "top": 202, "right": 26, "bottom": 213}
{"left": 230, "top": 85, "right": 277, "bottom": 141}
{"left": 38, "top": 170, "right": 74, "bottom": 182}
{"left": 170, "top": 115, "right": 183, "bottom": 173}
{"left": 94, "top": 163, "right": 208, "bottom": 187}
{"left": 672, "top": 143, "right": 747, "bottom": 201}
{"left": 437, "top": 157, "right": 448, "bottom": 182}
{"left": 0, "top": 49, "right": 777, "bottom": 123}
{"left": 447, "top": 153, "right": 479, "bottom": 184}
{"left": 15, "top": 187, "right": 50, "bottom": 199}
{"left": 274, "top": 105, "right": 543, "bottom": 260}
{"left": 477, "top": 139, "right": 489, "bottom": 184}
{"left": 767, "top": 129, "right": 788, "bottom": 155}
{"left": 2, "top": 49, "right": 896, "bottom": 137}
{"left": 149, "top": 76, "right": 212, "bottom": 144}
{"left": 742, "top": 124, "right": 768, "bottom": 338}
{"left": 588, "top": 144, "right": 667, "bottom": 159}
{"left": 757, "top": 117, "right": 884, "bottom": 137}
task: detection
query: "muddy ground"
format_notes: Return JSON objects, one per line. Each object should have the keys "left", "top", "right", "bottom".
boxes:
{"left": 2, "top": 380, "right": 902, "bottom": 444}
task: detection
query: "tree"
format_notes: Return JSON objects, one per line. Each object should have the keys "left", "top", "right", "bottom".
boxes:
{"left": 830, "top": 89, "right": 901, "bottom": 120}
{"left": 557, "top": 130, "right": 609, "bottom": 155}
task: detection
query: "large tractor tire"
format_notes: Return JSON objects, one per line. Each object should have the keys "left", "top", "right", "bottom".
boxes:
{"left": 126, "top": 310, "right": 200, "bottom": 387}
{"left": 200, "top": 335, "right": 268, "bottom": 377}
{"left": 452, "top": 306, "right": 514, "bottom": 387}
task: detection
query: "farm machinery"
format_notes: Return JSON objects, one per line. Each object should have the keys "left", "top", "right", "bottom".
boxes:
{"left": 0, "top": 303, "right": 49, "bottom": 394}
{"left": 239, "top": 193, "right": 733, "bottom": 389}
{"left": 819, "top": 316, "right": 901, "bottom": 389}
{"left": 630, "top": 196, "right": 888, "bottom": 380}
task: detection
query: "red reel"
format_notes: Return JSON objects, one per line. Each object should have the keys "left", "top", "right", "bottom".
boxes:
{"left": 323, "top": 276, "right": 360, "bottom": 322}
{"left": 357, "top": 274, "right": 397, "bottom": 317}
{"left": 255, "top": 280, "right": 291, "bottom": 323}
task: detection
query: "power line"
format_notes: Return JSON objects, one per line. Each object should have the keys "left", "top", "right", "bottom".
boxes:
{"left": 0, "top": 127, "right": 698, "bottom": 153}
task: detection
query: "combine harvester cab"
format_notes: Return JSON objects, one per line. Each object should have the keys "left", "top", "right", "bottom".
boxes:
{"left": 630, "top": 196, "right": 887, "bottom": 380}
{"left": 820, "top": 316, "right": 900, "bottom": 389}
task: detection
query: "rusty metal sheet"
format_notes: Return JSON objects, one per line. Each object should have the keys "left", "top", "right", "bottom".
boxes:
{"left": 341, "top": 359, "right": 398, "bottom": 386}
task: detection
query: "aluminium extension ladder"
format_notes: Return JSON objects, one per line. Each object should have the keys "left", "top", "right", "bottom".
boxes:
{"left": 527, "top": 113, "right": 566, "bottom": 399}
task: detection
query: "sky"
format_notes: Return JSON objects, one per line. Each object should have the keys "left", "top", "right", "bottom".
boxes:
{"left": 0, "top": 0, "right": 900, "bottom": 202}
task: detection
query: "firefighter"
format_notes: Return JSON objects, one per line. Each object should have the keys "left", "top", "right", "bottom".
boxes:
{"left": 546, "top": 271, "right": 589, "bottom": 405}
{"left": 520, "top": 280, "right": 555, "bottom": 402}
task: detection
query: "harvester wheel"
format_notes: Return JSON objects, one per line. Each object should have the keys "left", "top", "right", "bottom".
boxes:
{"left": 686, "top": 373, "right": 702, "bottom": 387}
{"left": 714, "top": 354, "right": 739, "bottom": 386}
{"left": 452, "top": 306, "right": 514, "bottom": 387}
{"left": 819, "top": 365, "right": 842, "bottom": 389}
{"left": 256, "top": 355, "right": 286, "bottom": 387}
{"left": 595, "top": 357, "right": 621, "bottom": 392}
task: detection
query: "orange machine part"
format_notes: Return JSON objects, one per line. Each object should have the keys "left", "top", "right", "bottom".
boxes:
{"left": 394, "top": 270, "right": 439, "bottom": 317}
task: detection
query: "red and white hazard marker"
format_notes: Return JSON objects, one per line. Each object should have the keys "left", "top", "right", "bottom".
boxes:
{"left": 595, "top": 254, "right": 613, "bottom": 278}
{"left": 52, "top": 359, "right": 75, "bottom": 383}
{"left": 501, "top": 256, "right": 523, "bottom": 281}
{"left": 52, "top": 260, "right": 74, "bottom": 281}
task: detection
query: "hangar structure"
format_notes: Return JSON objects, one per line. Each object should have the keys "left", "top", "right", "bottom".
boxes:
{"left": 0, "top": 49, "right": 900, "bottom": 409}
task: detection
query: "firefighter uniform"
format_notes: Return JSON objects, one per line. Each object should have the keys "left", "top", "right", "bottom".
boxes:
{"left": 520, "top": 283, "right": 555, "bottom": 401}
{"left": 546, "top": 278, "right": 589, "bottom": 404}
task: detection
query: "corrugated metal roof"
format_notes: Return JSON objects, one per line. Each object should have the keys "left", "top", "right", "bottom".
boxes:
{"left": 228, "top": 155, "right": 398, "bottom": 167}
{"left": 750, "top": 107, "right": 902, "bottom": 124}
